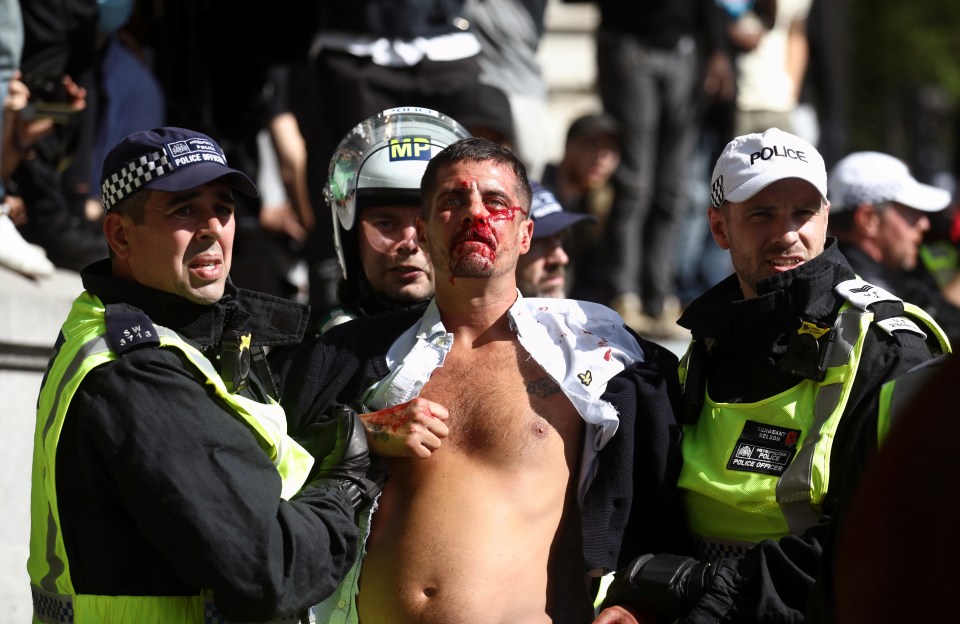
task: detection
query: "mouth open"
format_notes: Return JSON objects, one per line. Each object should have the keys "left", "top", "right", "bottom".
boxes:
{"left": 769, "top": 257, "right": 803, "bottom": 272}
{"left": 188, "top": 257, "right": 223, "bottom": 280}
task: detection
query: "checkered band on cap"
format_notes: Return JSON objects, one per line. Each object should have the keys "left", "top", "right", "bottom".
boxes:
{"left": 100, "top": 150, "right": 174, "bottom": 212}
{"left": 711, "top": 175, "right": 725, "bottom": 208}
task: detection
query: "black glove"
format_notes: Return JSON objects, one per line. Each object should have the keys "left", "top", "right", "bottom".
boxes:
{"left": 296, "top": 405, "right": 386, "bottom": 514}
{"left": 601, "top": 553, "right": 717, "bottom": 620}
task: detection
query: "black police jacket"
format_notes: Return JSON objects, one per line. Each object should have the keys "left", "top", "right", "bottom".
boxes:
{"left": 54, "top": 260, "right": 358, "bottom": 621}
{"left": 675, "top": 240, "right": 944, "bottom": 623}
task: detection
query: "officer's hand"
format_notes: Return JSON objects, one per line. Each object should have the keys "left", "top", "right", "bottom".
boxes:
{"left": 591, "top": 605, "right": 655, "bottom": 624}
{"left": 602, "top": 553, "right": 716, "bottom": 619}
{"left": 360, "top": 398, "right": 449, "bottom": 459}
{"left": 297, "top": 406, "right": 386, "bottom": 514}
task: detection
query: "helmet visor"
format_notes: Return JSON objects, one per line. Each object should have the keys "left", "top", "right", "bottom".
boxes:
{"left": 326, "top": 107, "right": 470, "bottom": 231}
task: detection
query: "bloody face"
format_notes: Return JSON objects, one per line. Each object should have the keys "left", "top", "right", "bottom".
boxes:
{"left": 418, "top": 160, "right": 532, "bottom": 283}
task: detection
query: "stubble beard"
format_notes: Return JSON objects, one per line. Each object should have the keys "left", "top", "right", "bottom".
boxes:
{"left": 450, "top": 253, "right": 495, "bottom": 278}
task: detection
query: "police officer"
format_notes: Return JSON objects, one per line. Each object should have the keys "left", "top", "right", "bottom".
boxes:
{"left": 29, "top": 127, "right": 381, "bottom": 623}
{"left": 515, "top": 180, "right": 595, "bottom": 298}
{"left": 316, "top": 107, "right": 470, "bottom": 333}
{"left": 594, "top": 128, "right": 950, "bottom": 623}
{"left": 827, "top": 151, "right": 960, "bottom": 345}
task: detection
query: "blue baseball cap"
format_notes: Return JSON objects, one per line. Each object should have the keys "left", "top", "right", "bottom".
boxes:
{"left": 529, "top": 180, "right": 595, "bottom": 238}
{"left": 99, "top": 127, "right": 258, "bottom": 212}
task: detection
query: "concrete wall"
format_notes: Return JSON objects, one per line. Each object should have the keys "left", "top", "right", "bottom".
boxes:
{"left": 0, "top": 267, "right": 83, "bottom": 622}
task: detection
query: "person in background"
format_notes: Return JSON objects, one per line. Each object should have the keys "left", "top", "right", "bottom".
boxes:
{"left": 298, "top": 1, "right": 485, "bottom": 320}
{"left": 11, "top": 0, "right": 107, "bottom": 270}
{"left": 516, "top": 180, "right": 595, "bottom": 298}
{"left": 540, "top": 112, "right": 621, "bottom": 305}
{"left": 1, "top": 73, "right": 57, "bottom": 278}
{"left": 28, "top": 127, "right": 381, "bottom": 623}
{"left": 582, "top": 0, "right": 734, "bottom": 341}
{"left": 0, "top": 0, "right": 49, "bottom": 278}
{"left": 595, "top": 128, "right": 949, "bottom": 624}
{"left": 463, "top": 0, "right": 551, "bottom": 179}
{"left": 828, "top": 150, "right": 960, "bottom": 344}
{"left": 727, "top": 0, "right": 811, "bottom": 136}
{"left": 317, "top": 107, "right": 470, "bottom": 333}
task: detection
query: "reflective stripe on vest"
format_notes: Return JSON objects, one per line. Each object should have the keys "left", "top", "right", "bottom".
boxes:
{"left": 29, "top": 292, "right": 314, "bottom": 623}
{"left": 31, "top": 585, "right": 303, "bottom": 624}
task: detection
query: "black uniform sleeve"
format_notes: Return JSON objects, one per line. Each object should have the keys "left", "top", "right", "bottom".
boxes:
{"left": 683, "top": 326, "right": 939, "bottom": 623}
{"left": 583, "top": 334, "right": 686, "bottom": 573}
{"left": 62, "top": 346, "right": 359, "bottom": 621}
{"left": 273, "top": 311, "right": 415, "bottom": 433}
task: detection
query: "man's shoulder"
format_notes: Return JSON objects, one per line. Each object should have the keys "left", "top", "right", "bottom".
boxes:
{"left": 520, "top": 297, "right": 659, "bottom": 369}
{"left": 323, "top": 308, "right": 422, "bottom": 347}
{"left": 234, "top": 288, "right": 310, "bottom": 347}
{"left": 525, "top": 297, "right": 640, "bottom": 339}
{"left": 524, "top": 297, "right": 625, "bottom": 327}
{"left": 834, "top": 278, "right": 948, "bottom": 348}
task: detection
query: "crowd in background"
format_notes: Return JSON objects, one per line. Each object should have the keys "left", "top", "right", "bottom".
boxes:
{"left": 1, "top": 0, "right": 959, "bottom": 343}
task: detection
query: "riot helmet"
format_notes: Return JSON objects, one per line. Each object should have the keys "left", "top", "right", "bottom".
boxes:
{"left": 324, "top": 107, "right": 471, "bottom": 282}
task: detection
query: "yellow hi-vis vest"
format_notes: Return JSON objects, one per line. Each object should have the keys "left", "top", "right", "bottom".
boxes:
{"left": 29, "top": 292, "right": 314, "bottom": 624}
{"left": 919, "top": 240, "right": 959, "bottom": 290}
{"left": 876, "top": 355, "right": 948, "bottom": 445}
{"left": 677, "top": 279, "right": 949, "bottom": 559}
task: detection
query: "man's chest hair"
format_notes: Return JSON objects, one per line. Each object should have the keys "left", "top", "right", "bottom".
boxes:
{"left": 420, "top": 340, "right": 581, "bottom": 457}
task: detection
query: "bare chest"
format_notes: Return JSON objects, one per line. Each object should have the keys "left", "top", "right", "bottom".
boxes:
{"left": 419, "top": 340, "right": 582, "bottom": 464}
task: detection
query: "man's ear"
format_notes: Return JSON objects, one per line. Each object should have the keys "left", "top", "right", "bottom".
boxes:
{"left": 415, "top": 216, "right": 428, "bottom": 248}
{"left": 102, "top": 212, "right": 132, "bottom": 258}
{"left": 708, "top": 206, "right": 730, "bottom": 250}
{"left": 518, "top": 216, "right": 533, "bottom": 254}
{"left": 853, "top": 203, "right": 880, "bottom": 237}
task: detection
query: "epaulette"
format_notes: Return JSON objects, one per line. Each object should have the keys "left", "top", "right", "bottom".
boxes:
{"left": 874, "top": 315, "right": 927, "bottom": 340}
{"left": 835, "top": 278, "right": 906, "bottom": 319}
{"left": 104, "top": 305, "right": 160, "bottom": 356}
{"left": 835, "top": 279, "right": 927, "bottom": 339}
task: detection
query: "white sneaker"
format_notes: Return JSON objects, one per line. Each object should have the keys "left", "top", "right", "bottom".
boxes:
{"left": 0, "top": 212, "right": 55, "bottom": 278}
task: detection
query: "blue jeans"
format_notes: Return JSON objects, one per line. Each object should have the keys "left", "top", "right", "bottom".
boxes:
{"left": 596, "top": 30, "right": 699, "bottom": 316}
{"left": 0, "top": 0, "right": 23, "bottom": 198}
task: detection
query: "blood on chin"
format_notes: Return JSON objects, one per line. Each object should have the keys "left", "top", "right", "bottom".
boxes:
{"left": 450, "top": 253, "right": 495, "bottom": 278}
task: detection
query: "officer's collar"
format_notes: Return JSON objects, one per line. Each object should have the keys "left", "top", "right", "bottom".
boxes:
{"left": 679, "top": 239, "right": 854, "bottom": 342}
{"left": 80, "top": 259, "right": 307, "bottom": 349}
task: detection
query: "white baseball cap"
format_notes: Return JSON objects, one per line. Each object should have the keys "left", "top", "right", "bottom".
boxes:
{"left": 710, "top": 127, "right": 827, "bottom": 208}
{"left": 828, "top": 151, "right": 951, "bottom": 213}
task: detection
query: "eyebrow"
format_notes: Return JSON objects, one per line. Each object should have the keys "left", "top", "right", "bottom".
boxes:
{"left": 438, "top": 184, "right": 513, "bottom": 204}
{"left": 163, "top": 188, "right": 235, "bottom": 207}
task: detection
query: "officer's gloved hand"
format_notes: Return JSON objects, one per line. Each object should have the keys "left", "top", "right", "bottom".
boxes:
{"left": 601, "top": 553, "right": 717, "bottom": 620}
{"left": 297, "top": 405, "right": 386, "bottom": 514}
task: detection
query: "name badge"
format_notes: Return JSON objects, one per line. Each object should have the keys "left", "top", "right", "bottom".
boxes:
{"left": 726, "top": 420, "right": 801, "bottom": 477}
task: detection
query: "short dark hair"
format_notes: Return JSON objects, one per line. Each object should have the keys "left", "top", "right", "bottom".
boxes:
{"left": 110, "top": 189, "right": 151, "bottom": 224}
{"left": 420, "top": 137, "right": 531, "bottom": 218}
